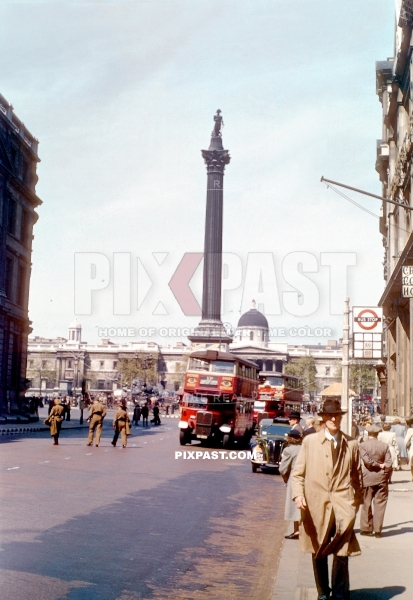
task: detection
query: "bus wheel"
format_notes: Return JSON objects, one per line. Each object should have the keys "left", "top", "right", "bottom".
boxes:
{"left": 179, "top": 430, "right": 189, "bottom": 445}
{"left": 222, "top": 433, "right": 232, "bottom": 449}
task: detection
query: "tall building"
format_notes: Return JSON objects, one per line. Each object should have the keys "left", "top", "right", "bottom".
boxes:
{"left": 0, "top": 93, "right": 41, "bottom": 414}
{"left": 375, "top": 1, "right": 413, "bottom": 416}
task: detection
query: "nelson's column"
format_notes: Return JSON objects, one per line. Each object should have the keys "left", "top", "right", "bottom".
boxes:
{"left": 188, "top": 110, "right": 233, "bottom": 349}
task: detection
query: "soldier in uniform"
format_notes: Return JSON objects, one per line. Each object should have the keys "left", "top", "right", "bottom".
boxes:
{"left": 87, "top": 397, "right": 107, "bottom": 447}
{"left": 111, "top": 401, "right": 131, "bottom": 448}
{"left": 45, "top": 398, "right": 65, "bottom": 445}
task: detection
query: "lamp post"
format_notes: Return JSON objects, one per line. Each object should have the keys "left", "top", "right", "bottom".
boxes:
{"left": 134, "top": 353, "right": 156, "bottom": 393}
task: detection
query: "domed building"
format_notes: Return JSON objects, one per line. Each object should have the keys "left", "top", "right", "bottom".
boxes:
{"left": 235, "top": 300, "right": 269, "bottom": 344}
{"left": 68, "top": 319, "right": 82, "bottom": 343}
{"left": 231, "top": 301, "right": 287, "bottom": 373}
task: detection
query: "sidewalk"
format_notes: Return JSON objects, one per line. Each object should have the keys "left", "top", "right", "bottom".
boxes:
{"left": 272, "top": 468, "right": 413, "bottom": 599}
{"left": 0, "top": 407, "right": 90, "bottom": 435}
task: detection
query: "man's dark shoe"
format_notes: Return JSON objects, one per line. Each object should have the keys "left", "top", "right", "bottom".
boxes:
{"left": 374, "top": 532, "right": 382, "bottom": 538}
{"left": 284, "top": 532, "right": 299, "bottom": 539}
{"left": 359, "top": 530, "right": 373, "bottom": 536}
{"left": 317, "top": 594, "right": 329, "bottom": 600}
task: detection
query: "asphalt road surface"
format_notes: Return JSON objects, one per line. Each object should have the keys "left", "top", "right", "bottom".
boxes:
{"left": 0, "top": 417, "right": 287, "bottom": 600}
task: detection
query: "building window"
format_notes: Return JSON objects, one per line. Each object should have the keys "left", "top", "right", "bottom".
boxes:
{"left": 28, "top": 359, "right": 34, "bottom": 368}
{"left": 22, "top": 159, "right": 30, "bottom": 185}
{"left": 67, "top": 360, "right": 72, "bottom": 369}
{"left": 325, "top": 367, "right": 331, "bottom": 376}
{"left": 20, "top": 209, "right": 30, "bottom": 244}
{"left": 97, "top": 379, "right": 105, "bottom": 390}
{"left": 265, "top": 360, "right": 273, "bottom": 372}
{"left": 42, "top": 360, "right": 47, "bottom": 368}
{"left": 7, "top": 199, "right": 17, "bottom": 235}
{"left": 17, "top": 264, "right": 26, "bottom": 307}
{"left": 113, "top": 361, "right": 118, "bottom": 369}
{"left": 99, "top": 361, "right": 104, "bottom": 369}
{"left": 256, "top": 359, "right": 263, "bottom": 371}
{"left": 5, "top": 257, "right": 13, "bottom": 300}
{"left": 250, "top": 331, "right": 254, "bottom": 341}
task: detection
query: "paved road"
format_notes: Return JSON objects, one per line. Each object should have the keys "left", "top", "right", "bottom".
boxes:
{"left": 0, "top": 419, "right": 287, "bottom": 600}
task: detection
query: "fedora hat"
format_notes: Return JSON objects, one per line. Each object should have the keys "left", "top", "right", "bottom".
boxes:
{"left": 289, "top": 411, "right": 301, "bottom": 420}
{"left": 318, "top": 398, "right": 347, "bottom": 415}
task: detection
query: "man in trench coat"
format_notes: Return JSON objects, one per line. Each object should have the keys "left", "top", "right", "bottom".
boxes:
{"left": 291, "top": 398, "right": 363, "bottom": 600}
{"left": 87, "top": 397, "right": 107, "bottom": 447}
{"left": 359, "top": 424, "right": 392, "bottom": 537}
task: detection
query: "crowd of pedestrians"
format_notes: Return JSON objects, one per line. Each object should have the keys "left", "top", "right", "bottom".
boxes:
{"left": 43, "top": 395, "right": 169, "bottom": 447}
{"left": 277, "top": 401, "right": 413, "bottom": 600}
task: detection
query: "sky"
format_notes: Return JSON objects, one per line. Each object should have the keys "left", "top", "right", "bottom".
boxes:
{"left": 0, "top": 0, "right": 396, "bottom": 346}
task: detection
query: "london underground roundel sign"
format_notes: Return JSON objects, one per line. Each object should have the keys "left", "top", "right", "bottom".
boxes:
{"left": 353, "top": 306, "right": 383, "bottom": 334}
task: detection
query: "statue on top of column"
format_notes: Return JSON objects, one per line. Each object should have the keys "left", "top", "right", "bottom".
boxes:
{"left": 212, "top": 109, "right": 223, "bottom": 137}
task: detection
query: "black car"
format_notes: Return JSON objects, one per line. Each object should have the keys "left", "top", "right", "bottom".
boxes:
{"left": 250, "top": 418, "right": 290, "bottom": 473}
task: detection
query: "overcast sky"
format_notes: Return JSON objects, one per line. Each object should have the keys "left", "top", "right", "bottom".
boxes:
{"left": 1, "top": 0, "right": 395, "bottom": 346}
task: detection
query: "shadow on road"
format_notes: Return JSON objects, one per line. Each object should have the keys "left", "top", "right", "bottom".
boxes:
{"left": 351, "top": 586, "right": 405, "bottom": 599}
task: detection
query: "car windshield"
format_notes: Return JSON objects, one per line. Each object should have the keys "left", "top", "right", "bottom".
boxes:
{"left": 260, "top": 425, "right": 289, "bottom": 437}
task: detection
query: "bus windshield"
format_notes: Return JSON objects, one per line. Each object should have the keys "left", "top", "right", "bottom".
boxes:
{"left": 262, "top": 376, "right": 283, "bottom": 386}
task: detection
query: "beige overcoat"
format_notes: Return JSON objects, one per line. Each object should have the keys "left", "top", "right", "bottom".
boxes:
{"left": 291, "top": 429, "right": 363, "bottom": 558}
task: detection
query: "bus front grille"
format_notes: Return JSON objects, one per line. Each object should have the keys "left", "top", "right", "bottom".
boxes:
{"left": 196, "top": 411, "right": 213, "bottom": 437}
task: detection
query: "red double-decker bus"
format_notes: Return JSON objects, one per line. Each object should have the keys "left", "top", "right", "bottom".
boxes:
{"left": 179, "top": 350, "right": 257, "bottom": 448}
{"left": 253, "top": 373, "right": 303, "bottom": 423}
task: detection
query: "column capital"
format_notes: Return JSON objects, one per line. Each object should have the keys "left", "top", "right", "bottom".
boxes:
{"left": 201, "top": 148, "right": 230, "bottom": 172}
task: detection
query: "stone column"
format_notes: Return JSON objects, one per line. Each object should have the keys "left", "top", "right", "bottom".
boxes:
{"left": 189, "top": 111, "right": 233, "bottom": 348}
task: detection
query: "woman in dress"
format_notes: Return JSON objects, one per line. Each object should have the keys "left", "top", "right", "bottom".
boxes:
{"left": 391, "top": 418, "right": 407, "bottom": 469}
{"left": 279, "top": 429, "right": 302, "bottom": 539}
{"left": 378, "top": 422, "right": 399, "bottom": 472}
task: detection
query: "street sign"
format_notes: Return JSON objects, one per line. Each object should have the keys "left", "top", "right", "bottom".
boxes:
{"left": 353, "top": 306, "right": 383, "bottom": 334}
{"left": 352, "top": 306, "right": 382, "bottom": 359}
{"left": 402, "top": 266, "right": 413, "bottom": 297}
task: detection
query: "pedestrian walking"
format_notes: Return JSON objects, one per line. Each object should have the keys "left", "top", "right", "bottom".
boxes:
{"left": 359, "top": 424, "right": 392, "bottom": 537}
{"left": 391, "top": 418, "right": 408, "bottom": 468}
{"left": 111, "top": 402, "right": 131, "bottom": 448}
{"left": 279, "top": 429, "right": 302, "bottom": 539}
{"left": 288, "top": 411, "right": 304, "bottom": 435}
{"left": 153, "top": 403, "right": 161, "bottom": 426}
{"left": 141, "top": 403, "right": 149, "bottom": 427}
{"left": 44, "top": 399, "right": 65, "bottom": 445}
{"left": 302, "top": 416, "right": 316, "bottom": 437}
{"left": 65, "top": 397, "right": 71, "bottom": 422}
{"left": 291, "top": 398, "right": 363, "bottom": 600}
{"left": 378, "top": 422, "right": 399, "bottom": 471}
{"left": 133, "top": 403, "right": 141, "bottom": 426}
{"left": 405, "top": 417, "right": 413, "bottom": 481}
{"left": 87, "top": 397, "right": 107, "bottom": 447}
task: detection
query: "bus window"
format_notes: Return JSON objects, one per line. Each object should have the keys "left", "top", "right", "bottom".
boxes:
{"left": 189, "top": 358, "right": 210, "bottom": 371}
{"left": 211, "top": 360, "right": 235, "bottom": 374}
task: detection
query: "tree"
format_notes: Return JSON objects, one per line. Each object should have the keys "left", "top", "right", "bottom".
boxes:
{"left": 26, "top": 358, "right": 57, "bottom": 390}
{"left": 335, "top": 362, "right": 376, "bottom": 395}
{"left": 117, "top": 353, "right": 158, "bottom": 387}
{"left": 284, "top": 356, "right": 317, "bottom": 393}
{"left": 172, "top": 356, "right": 189, "bottom": 389}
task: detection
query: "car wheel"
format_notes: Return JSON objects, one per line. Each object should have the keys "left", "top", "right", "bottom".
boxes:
{"left": 252, "top": 463, "right": 258, "bottom": 473}
{"left": 179, "top": 430, "right": 189, "bottom": 446}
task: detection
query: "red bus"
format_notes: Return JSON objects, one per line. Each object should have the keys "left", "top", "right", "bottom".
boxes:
{"left": 179, "top": 349, "right": 257, "bottom": 448}
{"left": 253, "top": 373, "right": 303, "bottom": 423}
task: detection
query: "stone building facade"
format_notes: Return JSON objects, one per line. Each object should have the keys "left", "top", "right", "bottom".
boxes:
{"left": 375, "top": 1, "right": 413, "bottom": 416}
{"left": 0, "top": 93, "right": 41, "bottom": 413}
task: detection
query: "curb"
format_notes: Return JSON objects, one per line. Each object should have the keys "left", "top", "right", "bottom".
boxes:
{"left": 1, "top": 425, "right": 89, "bottom": 435}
